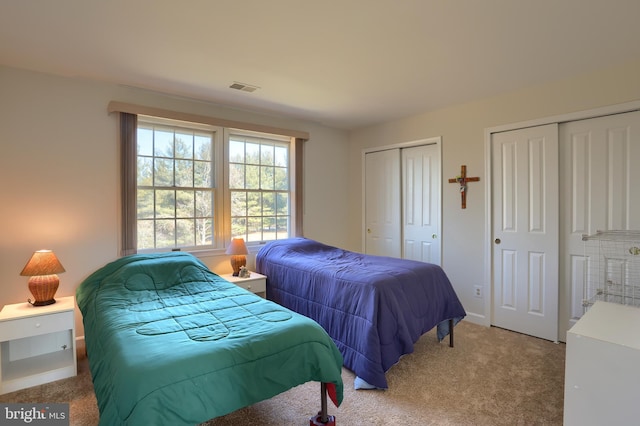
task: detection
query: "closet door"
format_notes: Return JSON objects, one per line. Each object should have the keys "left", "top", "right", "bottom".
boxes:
{"left": 559, "top": 110, "right": 640, "bottom": 340}
{"left": 364, "top": 149, "right": 401, "bottom": 257}
{"left": 364, "top": 141, "right": 442, "bottom": 262}
{"left": 402, "top": 144, "right": 441, "bottom": 265}
{"left": 491, "top": 124, "right": 559, "bottom": 341}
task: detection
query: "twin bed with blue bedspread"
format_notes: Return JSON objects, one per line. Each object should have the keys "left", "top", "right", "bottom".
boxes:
{"left": 257, "top": 238, "right": 466, "bottom": 390}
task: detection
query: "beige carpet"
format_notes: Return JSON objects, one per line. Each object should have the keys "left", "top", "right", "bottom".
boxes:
{"left": 0, "top": 321, "right": 565, "bottom": 425}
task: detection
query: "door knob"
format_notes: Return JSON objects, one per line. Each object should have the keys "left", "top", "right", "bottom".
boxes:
{"left": 367, "top": 228, "right": 371, "bottom": 234}
{"left": 432, "top": 234, "right": 438, "bottom": 239}
{"left": 495, "top": 238, "right": 501, "bottom": 244}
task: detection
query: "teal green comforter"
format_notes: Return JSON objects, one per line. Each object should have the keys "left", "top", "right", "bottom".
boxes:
{"left": 76, "top": 252, "right": 343, "bottom": 425}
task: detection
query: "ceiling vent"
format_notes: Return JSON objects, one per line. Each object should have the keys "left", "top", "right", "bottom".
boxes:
{"left": 229, "top": 82, "right": 259, "bottom": 93}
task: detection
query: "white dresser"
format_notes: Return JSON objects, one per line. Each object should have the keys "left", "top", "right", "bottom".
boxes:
{"left": 564, "top": 301, "right": 640, "bottom": 425}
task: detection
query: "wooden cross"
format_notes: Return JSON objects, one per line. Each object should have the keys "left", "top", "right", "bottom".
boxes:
{"left": 448, "top": 165, "right": 480, "bottom": 209}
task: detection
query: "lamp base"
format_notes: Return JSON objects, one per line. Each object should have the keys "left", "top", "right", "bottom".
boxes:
{"left": 27, "top": 274, "right": 59, "bottom": 308}
{"left": 230, "top": 255, "right": 247, "bottom": 277}
{"left": 28, "top": 298, "right": 56, "bottom": 306}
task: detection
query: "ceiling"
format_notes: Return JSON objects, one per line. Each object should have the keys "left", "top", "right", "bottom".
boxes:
{"left": 2, "top": 1, "right": 640, "bottom": 130}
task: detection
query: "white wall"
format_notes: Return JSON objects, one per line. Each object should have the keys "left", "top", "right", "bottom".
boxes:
{"left": 0, "top": 66, "right": 350, "bottom": 337}
{"left": 5, "top": 58, "right": 640, "bottom": 338}
{"left": 347, "top": 59, "right": 640, "bottom": 323}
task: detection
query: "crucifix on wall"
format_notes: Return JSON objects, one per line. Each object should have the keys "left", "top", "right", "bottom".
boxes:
{"left": 448, "top": 165, "right": 480, "bottom": 209}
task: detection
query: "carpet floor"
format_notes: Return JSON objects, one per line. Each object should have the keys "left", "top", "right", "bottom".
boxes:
{"left": 0, "top": 321, "right": 565, "bottom": 425}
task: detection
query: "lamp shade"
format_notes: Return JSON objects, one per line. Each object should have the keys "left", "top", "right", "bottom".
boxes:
{"left": 226, "top": 238, "right": 248, "bottom": 276}
{"left": 20, "top": 250, "right": 65, "bottom": 276}
{"left": 20, "top": 250, "right": 65, "bottom": 306}
{"left": 225, "top": 238, "right": 248, "bottom": 255}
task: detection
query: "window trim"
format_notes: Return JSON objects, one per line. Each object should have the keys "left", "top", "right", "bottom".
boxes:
{"left": 109, "top": 101, "right": 309, "bottom": 139}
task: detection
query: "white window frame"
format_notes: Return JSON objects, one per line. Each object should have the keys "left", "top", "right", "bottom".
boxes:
{"left": 135, "top": 116, "right": 224, "bottom": 253}
{"left": 223, "top": 128, "right": 294, "bottom": 244}
{"left": 125, "top": 117, "right": 299, "bottom": 255}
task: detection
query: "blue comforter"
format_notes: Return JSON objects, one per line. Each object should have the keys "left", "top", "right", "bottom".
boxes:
{"left": 256, "top": 238, "right": 466, "bottom": 389}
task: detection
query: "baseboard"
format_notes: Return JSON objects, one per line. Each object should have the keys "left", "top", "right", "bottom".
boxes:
{"left": 75, "top": 336, "right": 86, "bottom": 354}
{"left": 461, "top": 311, "right": 488, "bottom": 327}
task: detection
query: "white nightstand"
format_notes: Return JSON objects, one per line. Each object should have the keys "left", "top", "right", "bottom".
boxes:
{"left": 0, "top": 295, "right": 77, "bottom": 394}
{"left": 221, "top": 272, "right": 267, "bottom": 297}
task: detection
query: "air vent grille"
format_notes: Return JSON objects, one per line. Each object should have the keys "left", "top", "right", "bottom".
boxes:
{"left": 229, "top": 82, "right": 259, "bottom": 93}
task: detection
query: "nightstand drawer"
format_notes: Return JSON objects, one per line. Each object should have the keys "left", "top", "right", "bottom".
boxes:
{"left": 0, "top": 311, "right": 73, "bottom": 342}
{"left": 234, "top": 278, "right": 266, "bottom": 294}
{"left": 221, "top": 272, "right": 267, "bottom": 296}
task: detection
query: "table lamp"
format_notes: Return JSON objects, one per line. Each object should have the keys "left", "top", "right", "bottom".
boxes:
{"left": 20, "top": 250, "right": 65, "bottom": 306}
{"left": 225, "top": 238, "right": 248, "bottom": 276}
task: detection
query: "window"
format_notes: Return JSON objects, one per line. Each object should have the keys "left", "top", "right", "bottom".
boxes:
{"left": 136, "top": 118, "right": 217, "bottom": 250}
{"left": 122, "top": 111, "right": 300, "bottom": 254}
{"left": 228, "top": 131, "right": 291, "bottom": 242}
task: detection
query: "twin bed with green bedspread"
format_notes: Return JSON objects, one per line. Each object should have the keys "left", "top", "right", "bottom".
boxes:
{"left": 76, "top": 252, "right": 343, "bottom": 425}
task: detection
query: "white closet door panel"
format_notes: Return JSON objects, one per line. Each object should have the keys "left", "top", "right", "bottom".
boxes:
{"left": 492, "top": 123, "right": 559, "bottom": 341}
{"left": 528, "top": 137, "right": 546, "bottom": 232}
{"left": 559, "top": 110, "right": 640, "bottom": 341}
{"left": 365, "top": 149, "right": 401, "bottom": 257}
{"left": 607, "top": 127, "right": 630, "bottom": 230}
{"left": 570, "top": 133, "right": 590, "bottom": 234}
{"left": 402, "top": 144, "right": 441, "bottom": 265}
